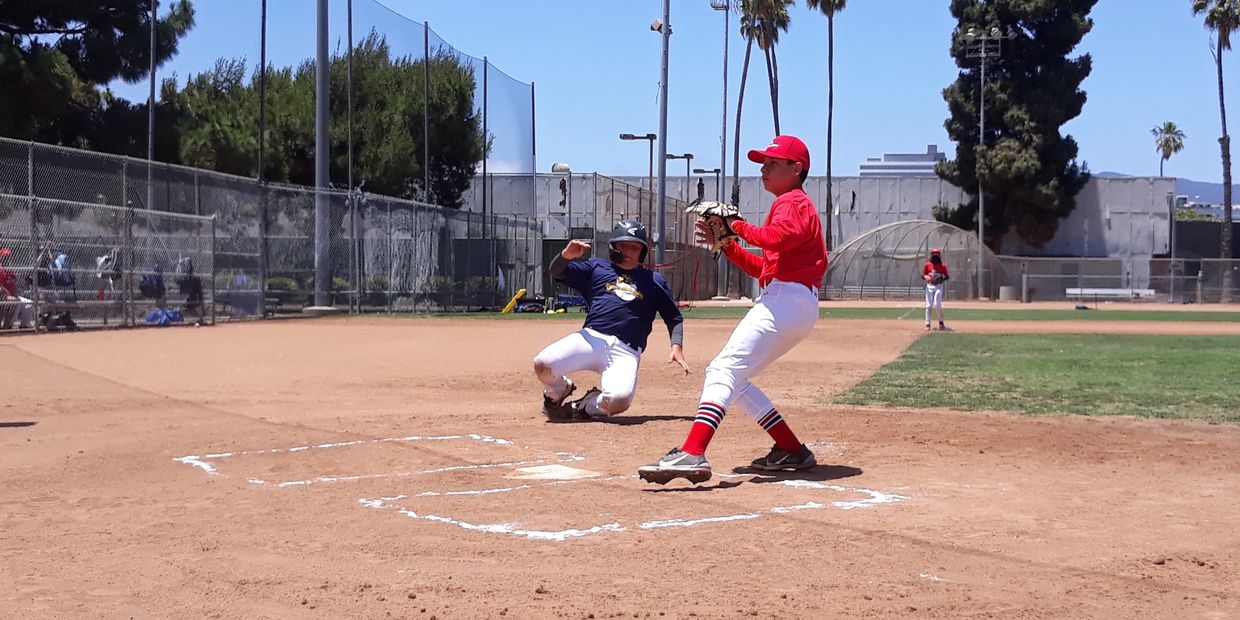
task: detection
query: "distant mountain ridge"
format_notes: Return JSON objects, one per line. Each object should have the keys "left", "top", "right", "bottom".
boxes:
{"left": 1096, "top": 171, "right": 1238, "bottom": 205}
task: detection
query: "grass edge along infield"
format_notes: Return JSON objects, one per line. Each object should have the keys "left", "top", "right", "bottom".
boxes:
{"left": 832, "top": 333, "right": 1240, "bottom": 423}
{"left": 354, "top": 306, "right": 1240, "bottom": 322}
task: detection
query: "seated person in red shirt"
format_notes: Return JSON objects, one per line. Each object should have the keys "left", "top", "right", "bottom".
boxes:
{"left": 0, "top": 248, "right": 34, "bottom": 330}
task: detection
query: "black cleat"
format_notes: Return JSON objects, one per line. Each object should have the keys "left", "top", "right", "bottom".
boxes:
{"left": 540, "top": 380, "right": 577, "bottom": 421}
{"left": 750, "top": 444, "right": 817, "bottom": 472}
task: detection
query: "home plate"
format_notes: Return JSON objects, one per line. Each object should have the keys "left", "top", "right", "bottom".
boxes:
{"left": 508, "top": 464, "right": 601, "bottom": 480}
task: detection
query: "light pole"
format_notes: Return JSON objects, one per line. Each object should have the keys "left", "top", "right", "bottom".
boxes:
{"left": 962, "top": 25, "right": 1013, "bottom": 300}
{"left": 147, "top": 0, "right": 156, "bottom": 212}
{"left": 694, "top": 167, "right": 722, "bottom": 201}
{"left": 314, "top": 0, "right": 331, "bottom": 307}
{"left": 652, "top": 0, "right": 672, "bottom": 265}
{"left": 709, "top": 0, "right": 729, "bottom": 209}
{"left": 620, "top": 133, "right": 657, "bottom": 224}
{"left": 1168, "top": 191, "right": 1177, "bottom": 303}
{"left": 667, "top": 153, "right": 693, "bottom": 202}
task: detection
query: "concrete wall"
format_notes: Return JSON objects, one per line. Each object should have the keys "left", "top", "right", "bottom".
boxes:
{"left": 462, "top": 173, "right": 1176, "bottom": 282}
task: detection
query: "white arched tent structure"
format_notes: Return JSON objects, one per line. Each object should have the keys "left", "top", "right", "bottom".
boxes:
{"left": 825, "top": 220, "right": 1006, "bottom": 300}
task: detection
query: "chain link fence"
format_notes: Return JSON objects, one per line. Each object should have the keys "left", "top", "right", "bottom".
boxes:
{"left": 0, "top": 192, "right": 215, "bottom": 332}
{"left": 827, "top": 250, "right": 1240, "bottom": 304}
{"left": 0, "top": 136, "right": 542, "bottom": 333}
{"left": 575, "top": 174, "right": 718, "bottom": 303}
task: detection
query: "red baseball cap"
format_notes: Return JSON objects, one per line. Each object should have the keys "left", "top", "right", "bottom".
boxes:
{"left": 748, "top": 135, "right": 810, "bottom": 171}
{"left": 930, "top": 247, "right": 942, "bottom": 254}
{"left": 0, "top": 247, "right": 10, "bottom": 259}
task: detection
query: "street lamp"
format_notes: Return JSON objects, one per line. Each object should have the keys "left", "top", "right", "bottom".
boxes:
{"left": 620, "top": 132, "right": 657, "bottom": 224}
{"left": 694, "top": 167, "right": 722, "bottom": 201}
{"left": 962, "top": 25, "right": 1015, "bottom": 299}
{"left": 666, "top": 154, "right": 694, "bottom": 202}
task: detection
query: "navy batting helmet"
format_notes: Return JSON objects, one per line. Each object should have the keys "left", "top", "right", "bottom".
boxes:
{"left": 608, "top": 219, "right": 649, "bottom": 264}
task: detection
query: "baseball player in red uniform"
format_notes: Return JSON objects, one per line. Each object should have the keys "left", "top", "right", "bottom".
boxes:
{"left": 639, "top": 135, "right": 827, "bottom": 484}
{"left": 922, "top": 248, "right": 949, "bottom": 332}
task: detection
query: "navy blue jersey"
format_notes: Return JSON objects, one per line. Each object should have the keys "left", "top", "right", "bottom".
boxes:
{"left": 555, "top": 258, "right": 682, "bottom": 352}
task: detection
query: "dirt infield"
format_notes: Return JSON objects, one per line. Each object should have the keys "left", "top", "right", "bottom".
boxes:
{"left": 2, "top": 317, "right": 1238, "bottom": 618}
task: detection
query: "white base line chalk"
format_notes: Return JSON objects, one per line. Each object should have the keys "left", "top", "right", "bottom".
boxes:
{"left": 360, "top": 478, "right": 909, "bottom": 541}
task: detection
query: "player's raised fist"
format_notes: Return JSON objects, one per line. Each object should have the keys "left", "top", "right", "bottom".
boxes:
{"left": 561, "top": 239, "right": 591, "bottom": 260}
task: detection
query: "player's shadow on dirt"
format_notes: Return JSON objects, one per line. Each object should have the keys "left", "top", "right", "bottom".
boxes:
{"left": 732, "top": 464, "right": 863, "bottom": 483}
{"left": 643, "top": 480, "right": 746, "bottom": 493}
{"left": 643, "top": 465, "right": 863, "bottom": 493}
{"left": 0, "top": 421, "right": 36, "bottom": 428}
{"left": 605, "top": 414, "right": 697, "bottom": 426}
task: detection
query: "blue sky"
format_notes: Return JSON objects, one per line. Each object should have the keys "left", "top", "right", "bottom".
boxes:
{"left": 111, "top": 0, "right": 1234, "bottom": 183}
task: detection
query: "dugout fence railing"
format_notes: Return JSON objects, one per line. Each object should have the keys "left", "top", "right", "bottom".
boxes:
{"left": 0, "top": 137, "right": 543, "bottom": 333}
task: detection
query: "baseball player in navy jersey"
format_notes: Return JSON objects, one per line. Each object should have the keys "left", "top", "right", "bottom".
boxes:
{"left": 922, "top": 247, "right": 950, "bottom": 332}
{"left": 639, "top": 135, "right": 827, "bottom": 484}
{"left": 533, "top": 219, "right": 690, "bottom": 422}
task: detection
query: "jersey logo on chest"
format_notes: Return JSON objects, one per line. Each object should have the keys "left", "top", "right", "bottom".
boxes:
{"left": 605, "top": 274, "right": 645, "bottom": 302}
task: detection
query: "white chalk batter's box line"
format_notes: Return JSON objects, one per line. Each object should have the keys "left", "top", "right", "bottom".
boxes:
{"left": 359, "top": 475, "right": 907, "bottom": 542}
{"left": 173, "top": 434, "right": 907, "bottom": 541}
{"left": 172, "top": 433, "right": 584, "bottom": 488}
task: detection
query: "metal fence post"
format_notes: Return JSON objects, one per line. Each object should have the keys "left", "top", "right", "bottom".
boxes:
{"left": 1197, "top": 270, "right": 1205, "bottom": 304}
{"left": 386, "top": 199, "right": 393, "bottom": 314}
{"left": 210, "top": 215, "right": 217, "bottom": 326}
{"left": 351, "top": 191, "right": 361, "bottom": 314}
{"left": 27, "top": 142, "right": 42, "bottom": 333}
{"left": 1168, "top": 259, "right": 1175, "bottom": 304}
{"left": 122, "top": 158, "right": 134, "bottom": 326}
{"left": 1021, "top": 262, "right": 1029, "bottom": 304}
{"left": 258, "top": 182, "right": 269, "bottom": 318}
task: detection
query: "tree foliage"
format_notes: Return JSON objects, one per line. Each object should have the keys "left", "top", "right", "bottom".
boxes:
{"left": 936, "top": 0, "right": 1096, "bottom": 250}
{"left": 0, "top": 0, "right": 195, "bottom": 146}
{"left": 168, "top": 32, "right": 486, "bottom": 207}
{"left": 1152, "top": 121, "right": 1186, "bottom": 177}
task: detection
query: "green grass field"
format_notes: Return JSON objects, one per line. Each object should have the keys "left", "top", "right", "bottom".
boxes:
{"left": 414, "top": 306, "right": 1240, "bottom": 323}
{"left": 818, "top": 307, "right": 1240, "bottom": 323}
{"left": 834, "top": 334, "right": 1240, "bottom": 423}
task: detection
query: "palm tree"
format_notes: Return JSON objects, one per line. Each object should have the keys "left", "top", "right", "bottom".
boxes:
{"left": 806, "top": 0, "right": 847, "bottom": 250}
{"left": 1151, "top": 122, "right": 1186, "bottom": 177}
{"left": 754, "top": 0, "right": 793, "bottom": 136}
{"left": 731, "top": 0, "right": 762, "bottom": 206}
{"left": 1193, "top": 0, "right": 1239, "bottom": 300}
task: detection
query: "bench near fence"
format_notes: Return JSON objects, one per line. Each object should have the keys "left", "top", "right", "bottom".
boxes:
{"left": 1065, "top": 287, "right": 1156, "bottom": 301}
{"left": 836, "top": 285, "right": 928, "bottom": 299}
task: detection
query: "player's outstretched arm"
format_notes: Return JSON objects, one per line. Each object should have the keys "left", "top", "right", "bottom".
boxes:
{"left": 667, "top": 343, "right": 690, "bottom": 375}
{"left": 654, "top": 274, "right": 690, "bottom": 375}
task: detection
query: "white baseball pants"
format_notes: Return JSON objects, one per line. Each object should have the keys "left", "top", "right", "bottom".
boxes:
{"left": 533, "top": 328, "right": 641, "bottom": 417}
{"left": 699, "top": 280, "right": 818, "bottom": 425}
{"left": 925, "top": 283, "right": 944, "bottom": 324}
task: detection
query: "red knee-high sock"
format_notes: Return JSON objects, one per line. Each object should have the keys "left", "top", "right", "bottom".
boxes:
{"left": 756, "top": 408, "right": 802, "bottom": 452}
{"left": 681, "top": 402, "right": 725, "bottom": 455}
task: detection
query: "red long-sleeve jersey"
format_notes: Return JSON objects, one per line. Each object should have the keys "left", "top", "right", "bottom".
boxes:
{"left": 922, "top": 261, "right": 949, "bottom": 281}
{"left": 721, "top": 188, "right": 827, "bottom": 289}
